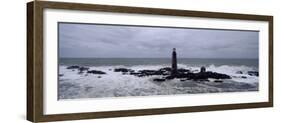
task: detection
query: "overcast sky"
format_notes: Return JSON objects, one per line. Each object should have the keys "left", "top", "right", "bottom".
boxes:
{"left": 59, "top": 23, "right": 259, "bottom": 58}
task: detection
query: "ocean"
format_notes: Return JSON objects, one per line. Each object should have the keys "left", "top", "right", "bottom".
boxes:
{"left": 60, "top": 58, "right": 258, "bottom": 68}
{"left": 58, "top": 58, "right": 259, "bottom": 100}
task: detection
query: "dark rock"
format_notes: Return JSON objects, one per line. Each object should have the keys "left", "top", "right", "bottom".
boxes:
{"left": 177, "top": 68, "right": 190, "bottom": 73}
{"left": 127, "top": 67, "right": 191, "bottom": 78}
{"left": 153, "top": 78, "right": 166, "bottom": 82}
{"left": 139, "top": 70, "right": 156, "bottom": 73}
{"left": 180, "top": 79, "right": 186, "bottom": 81}
{"left": 236, "top": 71, "right": 243, "bottom": 74}
{"left": 97, "top": 76, "right": 102, "bottom": 78}
{"left": 248, "top": 71, "right": 259, "bottom": 76}
{"left": 197, "top": 79, "right": 209, "bottom": 82}
{"left": 67, "top": 65, "right": 80, "bottom": 69}
{"left": 114, "top": 68, "right": 132, "bottom": 73}
{"left": 129, "top": 68, "right": 171, "bottom": 77}
{"left": 174, "top": 73, "right": 190, "bottom": 78}
{"left": 112, "top": 66, "right": 231, "bottom": 82}
{"left": 139, "top": 70, "right": 161, "bottom": 76}
{"left": 241, "top": 76, "right": 247, "bottom": 79}
{"left": 165, "top": 75, "right": 175, "bottom": 80}
{"left": 172, "top": 71, "right": 231, "bottom": 81}
{"left": 77, "top": 67, "right": 89, "bottom": 74}
{"left": 137, "top": 74, "right": 145, "bottom": 77}
{"left": 87, "top": 70, "right": 106, "bottom": 74}
{"left": 201, "top": 72, "right": 231, "bottom": 79}
{"left": 159, "top": 67, "right": 172, "bottom": 72}
{"left": 129, "top": 72, "right": 141, "bottom": 75}
{"left": 214, "top": 80, "right": 223, "bottom": 83}
{"left": 59, "top": 74, "right": 64, "bottom": 77}
{"left": 163, "top": 73, "right": 170, "bottom": 76}
{"left": 190, "top": 70, "right": 199, "bottom": 73}
{"left": 200, "top": 66, "right": 206, "bottom": 73}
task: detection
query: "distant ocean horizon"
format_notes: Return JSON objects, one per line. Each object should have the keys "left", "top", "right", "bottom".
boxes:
{"left": 59, "top": 58, "right": 258, "bottom": 68}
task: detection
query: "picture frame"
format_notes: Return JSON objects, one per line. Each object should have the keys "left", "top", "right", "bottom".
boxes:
{"left": 27, "top": 1, "right": 273, "bottom": 122}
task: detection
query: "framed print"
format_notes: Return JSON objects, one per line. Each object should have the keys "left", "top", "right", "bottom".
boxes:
{"left": 27, "top": 1, "right": 273, "bottom": 122}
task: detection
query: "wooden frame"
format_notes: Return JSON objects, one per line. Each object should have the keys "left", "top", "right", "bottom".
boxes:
{"left": 27, "top": 1, "right": 273, "bottom": 122}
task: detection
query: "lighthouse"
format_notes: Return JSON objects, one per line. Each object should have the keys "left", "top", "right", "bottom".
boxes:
{"left": 171, "top": 48, "right": 177, "bottom": 76}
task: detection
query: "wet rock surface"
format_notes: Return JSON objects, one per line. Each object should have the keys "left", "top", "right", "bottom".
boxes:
{"left": 65, "top": 65, "right": 107, "bottom": 74}
{"left": 66, "top": 65, "right": 80, "bottom": 69}
{"left": 248, "top": 71, "right": 259, "bottom": 76}
{"left": 87, "top": 70, "right": 106, "bottom": 74}
{"left": 65, "top": 66, "right": 233, "bottom": 82}
{"left": 112, "top": 67, "right": 231, "bottom": 82}
{"left": 63, "top": 65, "right": 258, "bottom": 86}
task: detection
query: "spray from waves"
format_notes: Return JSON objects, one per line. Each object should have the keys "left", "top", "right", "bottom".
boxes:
{"left": 205, "top": 64, "right": 258, "bottom": 83}
{"left": 207, "top": 64, "right": 257, "bottom": 74}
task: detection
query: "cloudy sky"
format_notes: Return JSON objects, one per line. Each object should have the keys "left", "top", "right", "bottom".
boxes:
{"left": 59, "top": 23, "right": 259, "bottom": 58}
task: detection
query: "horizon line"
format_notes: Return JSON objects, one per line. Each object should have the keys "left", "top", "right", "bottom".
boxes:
{"left": 59, "top": 57, "right": 258, "bottom": 59}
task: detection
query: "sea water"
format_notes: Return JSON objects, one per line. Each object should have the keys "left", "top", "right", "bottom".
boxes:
{"left": 58, "top": 58, "right": 259, "bottom": 100}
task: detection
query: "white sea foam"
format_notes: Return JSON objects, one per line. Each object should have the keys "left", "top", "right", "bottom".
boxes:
{"left": 206, "top": 65, "right": 258, "bottom": 83}
{"left": 58, "top": 64, "right": 258, "bottom": 99}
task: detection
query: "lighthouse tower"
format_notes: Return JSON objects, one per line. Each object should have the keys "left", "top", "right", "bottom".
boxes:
{"left": 171, "top": 48, "right": 177, "bottom": 76}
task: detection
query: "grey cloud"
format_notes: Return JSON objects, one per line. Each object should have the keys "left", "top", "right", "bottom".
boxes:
{"left": 59, "top": 23, "right": 259, "bottom": 58}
